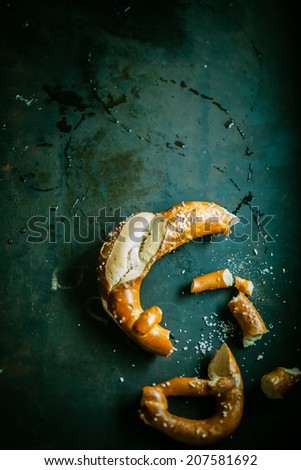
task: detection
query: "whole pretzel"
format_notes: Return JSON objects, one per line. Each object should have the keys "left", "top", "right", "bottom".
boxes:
{"left": 139, "top": 343, "right": 244, "bottom": 446}
{"left": 98, "top": 201, "right": 238, "bottom": 356}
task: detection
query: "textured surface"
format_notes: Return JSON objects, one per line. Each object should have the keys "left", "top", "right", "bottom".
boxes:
{"left": 0, "top": 0, "right": 300, "bottom": 450}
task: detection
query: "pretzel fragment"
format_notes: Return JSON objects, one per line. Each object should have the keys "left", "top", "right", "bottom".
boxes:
{"left": 227, "top": 292, "right": 267, "bottom": 347}
{"left": 235, "top": 276, "right": 254, "bottom": 296}
{"left": 260, "top": 367, "right": 301, "bottom": 399}
{"left": 191, "top": 268, "right": 234, "bottom": 293}
{"left": 98, "top": 201, "right": 238, "bottom": 356}
{"left": 139, "top": 343, "right": 243, "bottom": 446}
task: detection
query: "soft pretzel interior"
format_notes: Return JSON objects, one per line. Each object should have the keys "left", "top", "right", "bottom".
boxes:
{"left": 98, "top": 201, "right": 238, "bottom": 356}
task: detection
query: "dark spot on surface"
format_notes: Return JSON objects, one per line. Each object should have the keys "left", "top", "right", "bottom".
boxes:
{"left": 43, "top": 84, "right": 89, "bottom": 112}
{"left": 213, "top": 165, "right": 225, "bottom": 173}
{"left": 212, "top": 100, "right": 228, "bottom": 113}
{"left": 200, "top": 93, "right": 213, "bottom": 100}
{"left": 36, "top": 142, "right": 53, "bottom": 147}
{"left": 103, "top": 93, "right": 127, "bottom": 110}
{"left": 189, "top": 88, "right": 199, "bottom": 95}
{"left": 245, "top": 146, "right": 254, "bottom": 156}
{"left": 229, "top": 178, "right": 241, "bottom": 191}
{"left": 247, "top": 163, "right": 254, "bottom": 182}
{"left": 175, "top": 140, "right": 185, "bottom": 148}
{"left": 233, "top": 191, "right": 254, "bottom": 215}
{"left": 56, "top": 117, "right": 72, "bottom": 133}
{"left": 224, "top": 117, "right": 234, "bottom": 128}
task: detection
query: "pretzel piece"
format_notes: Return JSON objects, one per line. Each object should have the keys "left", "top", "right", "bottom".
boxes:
{"left": 235, "top": 276, "right": 254, "bottom": 296}
{"left": 191, "top": 269, "right": 234, "bottom": 293}
{"left": 139, "top": 343, "right": 244, "bottom": 446}
{"left": 98, "top": 201, "right": 238, "bottom": 356}
{"left": 227, "top": 292, "right": 267, "bottom": 347}
{"left": 260, "top": 367, "right": 301, "bottom": 399}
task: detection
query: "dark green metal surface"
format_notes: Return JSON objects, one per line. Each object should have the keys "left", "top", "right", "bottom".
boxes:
{"left": 0, "top": 0, "right": 300, "bottom": 450}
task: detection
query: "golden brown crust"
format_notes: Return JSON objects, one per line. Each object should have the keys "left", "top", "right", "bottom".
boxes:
{"left": 98, "top": 201, "right": 238, "bottom": 356}
{"left": 191, "top": 269, "right": 234, "bottom": 293}
{"left": 260, "top": 367, "right": 301, "bottom": 399}
{"left": 227, "top": 292, "right": 268, "bottom": 348}
{"left": 234, "top": 276, "right": 254, "bottom": 296}
{"left": 106, "top": 278, "right": 172, "bottom": 356}
{"left": 158, "top": 201, "right": 238, "bottom": 255}
{"left": 139, "top": 343, "right": 244, "bottom": 446}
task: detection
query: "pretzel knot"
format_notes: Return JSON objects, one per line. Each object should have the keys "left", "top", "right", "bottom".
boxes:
{"left": 139, "top": 343, "right": 244, "bottom": 446}
{"left": 98, "top": 201, "right": 238, "bottom": 356}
